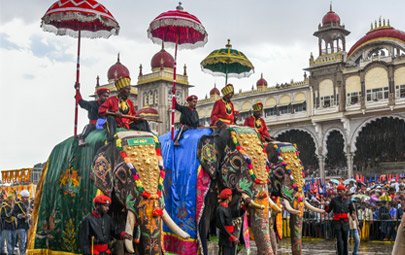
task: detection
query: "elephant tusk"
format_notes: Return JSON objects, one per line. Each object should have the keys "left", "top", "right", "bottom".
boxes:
{"left": 124, "top": 211, "right": 136, "bottom": 253}
{"left": 241, "top": 193, "right": 265, "bottom": 210}
{"left": 268, "top": 197, "right": 282, "bottom": 213}
{"left": 282, "top": 198, "right": 300, "bottom": 215}
{"left": 304, "top": 200, "right": 325, "bottom": 214}
{"left": 162, "top": 209, "right": 190, "bottom": 239}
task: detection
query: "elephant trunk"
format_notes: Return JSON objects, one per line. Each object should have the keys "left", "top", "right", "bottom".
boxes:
{"left": 241, "top": 193, "right": 264, "bottom": 210}
{"left": 304, "top": 200, "right": 325, "bottom": 213}
{"left": 282, "top": 198, "right": 300, "bottom": 215}
{"left": 268, "top": 197, "right": 282, "bottom": 213}
{"left": 162, "top": 209, "right": 190, "bottom": 239}
{"left": 124, "top": 211, "right": 136, "bottom": 253}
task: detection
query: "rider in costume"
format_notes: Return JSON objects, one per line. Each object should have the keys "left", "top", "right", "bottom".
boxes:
{"left": 325, "top": 184, "right": 356, "bottom": 255}
{"left": 244, "top": 102, "right": 271, "bottom": 142}
{"left": 99, "top": 76, "right": 151, "bottom": 141}
{"left": 210, "top": 84, "right": 236, "bottom": 128}
{"left": 77, "top": 87, "right": 110, "bottom": 146}
{"left": 174, "top": 95, "right": 200, "bottom": 146}
{"left": 80, "top": 195, "right": 132, "bottom": 255}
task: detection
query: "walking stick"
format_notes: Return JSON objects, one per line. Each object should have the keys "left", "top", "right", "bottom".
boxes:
{"left": 106, "top": 111, "right": 163, "bottom": 123}
{"left": 91, "top": 236, "right": 94, "bottom": 255}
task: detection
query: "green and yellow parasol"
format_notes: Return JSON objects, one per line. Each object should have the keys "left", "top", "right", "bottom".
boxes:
{"left": 201, "top": 39, "right": 254, "bottom": 84}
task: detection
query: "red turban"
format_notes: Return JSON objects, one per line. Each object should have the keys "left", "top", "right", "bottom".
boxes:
{"left": 97, "top": 88, "right": 110, "bottom": 96}
{"left": 187, "top": 95, "right": 198, "bottom": 101}
{"left": 337, "top": 184, "right": 346, "bottom": 190}
{"left": 93, "top": 195, "right": 112, "bottom": 205}
{"left": 219, "top": 188, "right": 232, "bottom": 200}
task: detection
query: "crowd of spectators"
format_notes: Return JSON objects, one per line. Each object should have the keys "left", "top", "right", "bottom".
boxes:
{"left": 298, "top": 176, "right": 405, "bottom": 242}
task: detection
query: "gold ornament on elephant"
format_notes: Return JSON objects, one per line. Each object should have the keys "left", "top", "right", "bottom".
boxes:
{"left": 123, "top": 144, "right": 160, "bottom": 195}
{"left": 278, "top": 146, "right": 304, "bottom": 189}
{"left": 236, "top": 132, "right": 267, "bottom": 182}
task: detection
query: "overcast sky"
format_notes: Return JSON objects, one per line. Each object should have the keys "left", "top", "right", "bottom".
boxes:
{"left": 0, "top": 0, "right": 403, "bottom": 170}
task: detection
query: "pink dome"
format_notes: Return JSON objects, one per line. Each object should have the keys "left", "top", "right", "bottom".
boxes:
{"left": 210, "top": 86, "right": 220, "bottom": 95}
{"left": 151, "top": 48, "right": 174, "bottom": 69}
{"left": 322, "top": 11, "right": 341, "bottom": 25}
{"left": 256, "top": 74, "right": 268, "bottom": 87}
{"left": 107, "top": 54, "right": 130, "bottom": 81}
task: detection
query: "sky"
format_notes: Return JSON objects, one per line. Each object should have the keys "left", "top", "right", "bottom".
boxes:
{"left": 0, "top": 0, "right": 403, "bottom": 170}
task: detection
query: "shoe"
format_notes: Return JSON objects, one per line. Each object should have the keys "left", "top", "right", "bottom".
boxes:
{"left": 174, "top": 141, "right": 181, "bottom": 146}
{"left": 78, "top": 139, "right": 87, "bottom": 146}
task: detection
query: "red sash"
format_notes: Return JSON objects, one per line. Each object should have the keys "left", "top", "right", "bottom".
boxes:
{"left": 92, "top": 244, "right": 111, "bottom": 255}
{"left": 225, "top": 225, "right": 234, "bottom": 233}
{"left": 333, "top": 213, "right": 349, "bottom": 221}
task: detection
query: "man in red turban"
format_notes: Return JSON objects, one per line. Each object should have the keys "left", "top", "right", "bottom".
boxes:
{"left": 216, "top": 189, "right": 248, "bottom": 255}
{"left": 80, "top": 195, "right": 132, "bottom": 255}
{"left": 173, "top": 95, "right": 201, "bottom": 146}
{"left": 325, "top": 183, "right": 356, "bottom": 255}
{"left": 76, "top": 86, "right": 110, "bottom": 146}
{"left": 244, "top": 102, "right": 272, "bottom": 142}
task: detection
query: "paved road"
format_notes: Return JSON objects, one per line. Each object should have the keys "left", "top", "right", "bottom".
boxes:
{"left": 208, "top": 239, "right": 394, "bottom": 255}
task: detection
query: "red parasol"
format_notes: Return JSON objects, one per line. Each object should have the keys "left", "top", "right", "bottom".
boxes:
{"left": 147, "top": 2, "right": 207, "bottom": 140}
{"left": 41, "top": 0, "right": 120, "bottom": 138}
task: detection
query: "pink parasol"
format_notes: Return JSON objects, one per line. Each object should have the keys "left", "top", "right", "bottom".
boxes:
{"left": 147, "top": 2, "right": 208, "bottom": 139}
{"left": 41, "top": 0, "right": 120, "bottom": 138}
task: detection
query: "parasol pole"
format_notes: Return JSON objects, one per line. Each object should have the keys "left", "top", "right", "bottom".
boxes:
{"left": 171, "top": 32, "right": 179, "bottom": 140}
{"left": 74, "top": 30, "right": 81, "bottom": 138}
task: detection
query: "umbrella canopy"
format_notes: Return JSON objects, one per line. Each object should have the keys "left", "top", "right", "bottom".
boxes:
{"left": 147, "top": 3, "right": 208, "bottom": 49}
{"left": 41, "top": 0, "right": 120, "bottom": 38}
{"left": 330, "top": 179, "right": 340, "bottom": 185}
{"left": 201, "top": 39, "right": 254, "bottom": 84}
{"left": 147, "top": 2, "right": 207, "bottom": 140}
{"left": 343, "top": 178, "right": 357, "bottom": 185}
{"left": 41, "top": 0, "right": 119, "bottom": 138}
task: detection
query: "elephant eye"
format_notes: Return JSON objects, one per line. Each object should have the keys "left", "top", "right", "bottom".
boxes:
{"left": 230, "top": 155, "right": 242, "bottom": 169}
{"left": 116, "top": 166, "right": 127, "bottom": 183}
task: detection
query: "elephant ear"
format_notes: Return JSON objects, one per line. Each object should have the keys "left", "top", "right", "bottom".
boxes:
{"left": 197, "top": 135, "right": 218, "bottom": 178}
{"left": 91, "top": 142, "right": 116, "bottom": 197}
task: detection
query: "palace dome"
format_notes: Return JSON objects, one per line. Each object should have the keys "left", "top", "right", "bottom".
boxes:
{"left": 151, "top": 47, "right": 174, "bottom": 69}
{"left": 322, "top": 9, "right": 341, "bottom": 25}
{"left": 348, "top": 27, "right": 405, "bottom": 58}
{"left": 107, "top": 54, "right": 130, "bottom": 81}
{"left": 136, "top": 106, "right": 159, "bottom": 118}
{"left": 210, "top": 86, "right": 220, "bottom": 96}
{"left": 256, "top": 74, "right": 268, "bottom": 88}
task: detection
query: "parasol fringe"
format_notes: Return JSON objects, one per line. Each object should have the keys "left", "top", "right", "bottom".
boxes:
{"left": 200, "top": 67, "right": 254, "bottom": 79}
{"left": 148, "top": 18, "right": 207, "bottom": 36}
{"left": 201, "top": 57, "right": 254, "bottom": 69}
{"left": 148, "top": 35, "right": 208, "bottom": 50}
{"left": 41, "top": 24, "right": 118, "bottom": 39}
{"left": 41, "top": 12, "right": 120, "bottom": 37}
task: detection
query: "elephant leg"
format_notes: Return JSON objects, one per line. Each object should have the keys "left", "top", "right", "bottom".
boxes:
{"left": 290, "top": 212, "right": 303, "bottom": 255}
{"left": 269, "top": 217, "right": 278, "bottom": 255}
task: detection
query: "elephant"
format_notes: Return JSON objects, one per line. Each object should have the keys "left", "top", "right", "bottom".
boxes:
{"left": 266, "top": 140, "right": 324, "bottom": 255}
{"left": 27, "top": 129, "right": 189, "bottom": 255}
{"left": 91, "top": 130, "right": 190, "bottom": 254}
{"left": 197, "top": 126, "right": 281, "bottom": 255}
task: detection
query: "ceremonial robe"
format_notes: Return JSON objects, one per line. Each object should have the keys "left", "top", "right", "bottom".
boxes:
{"left": 211, "top": 99, "right": 235, "bottom": 127}
{"left": 77, "top": 92, "right": 104, "bottom": 125}
{"left": 244, "top": 115, "right": 271, "bottom": 142}
{"left": 99, "top": 96, "right": 136, "bottom": 129}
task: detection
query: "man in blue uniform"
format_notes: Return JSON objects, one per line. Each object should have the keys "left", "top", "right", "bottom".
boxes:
{"left": 14, "top": 190, "right": 31, "bottom": 255}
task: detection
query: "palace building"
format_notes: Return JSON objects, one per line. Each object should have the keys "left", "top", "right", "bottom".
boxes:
{"left": 95, "top": 6, "right": 405, "bottom": 179}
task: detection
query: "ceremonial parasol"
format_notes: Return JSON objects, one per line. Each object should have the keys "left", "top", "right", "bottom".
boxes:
{"left": 343, "top": 178, "right": 357, "bottom": 185}
{"left": 147, "top": 2, "right": 208, "bottom": 140}
{"left": 41, "top": 0, "right": 120, "bottom": 138}
{"left": 201, "top": 39, "right": 254, "bottom": 84}
{"left": 330, "top": 179, "right": 340, "bottom": 185}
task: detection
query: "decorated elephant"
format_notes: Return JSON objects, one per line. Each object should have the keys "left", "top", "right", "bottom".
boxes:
{"left": 27, "top": 130, "right": 189, "bottom": 255}
{"left": 266, "top": 141, "right": 324, "bottom": 255}
{"left": 196, "top": 126, "right": 282, "bottom": 255}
